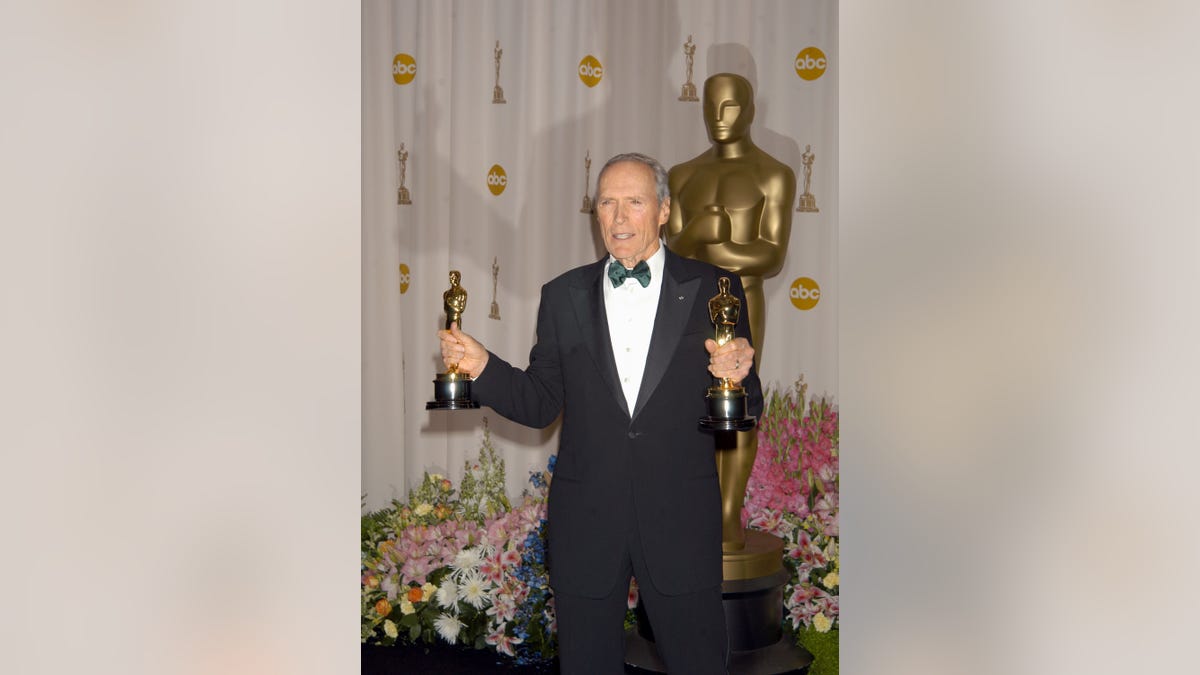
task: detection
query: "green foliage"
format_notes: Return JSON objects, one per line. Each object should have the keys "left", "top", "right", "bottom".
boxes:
{"left": 456, "top": 419, "right": 511, "bottom": 522}
{"left": 798, "top": 626, "right": 839, "bottom": 675}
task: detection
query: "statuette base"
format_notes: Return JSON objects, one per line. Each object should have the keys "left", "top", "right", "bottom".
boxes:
{"left": 700, "top": 386, "right": 756, "bottom": 431}
{"left": 426, "top": 372, "right": 479, "bottom": 410}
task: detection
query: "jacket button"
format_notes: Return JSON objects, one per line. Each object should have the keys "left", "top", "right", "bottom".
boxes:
{"left": 628, "top": 431, "right": 638, "bottom": 439}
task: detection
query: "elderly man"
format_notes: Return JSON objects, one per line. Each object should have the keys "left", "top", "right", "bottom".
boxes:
{"left": 438, "top": 153, "right": 762, "bottom": 674}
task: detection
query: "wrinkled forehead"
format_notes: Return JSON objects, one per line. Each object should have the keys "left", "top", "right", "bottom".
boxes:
{"left": 598, "top": 161, "right": 655, "bottom": 193}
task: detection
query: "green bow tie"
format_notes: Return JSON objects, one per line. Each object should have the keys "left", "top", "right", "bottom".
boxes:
{"left": 608, "top": 260, "right": 651, "bottom": 288}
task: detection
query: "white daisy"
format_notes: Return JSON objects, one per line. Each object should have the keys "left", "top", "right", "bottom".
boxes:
{"left": 435, "top": 579, "right": 459, "bottom": 608}
{"left": 452, "top": 546, "right": 483, "bottom": 574}
{"left": 457, "top": 570, "right": 492, "bottom": 610}
{"left": 433, "top": 613, "right": 464, "bottom": 644}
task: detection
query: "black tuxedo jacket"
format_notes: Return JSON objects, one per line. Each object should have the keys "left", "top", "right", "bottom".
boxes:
{"left": 474, "top": 249, "right": 763, "bottom": 598}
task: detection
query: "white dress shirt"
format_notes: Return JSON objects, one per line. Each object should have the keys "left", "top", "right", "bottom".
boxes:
{"left": 603, "top": 244, "right": 665, "bottom": 414}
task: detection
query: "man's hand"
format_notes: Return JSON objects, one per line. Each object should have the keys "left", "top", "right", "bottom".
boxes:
{"left": 705, "top": 336, "right": 753, "bottom": 383}
{"left": 437, "top": 322, "right": 489, "bottom": 378}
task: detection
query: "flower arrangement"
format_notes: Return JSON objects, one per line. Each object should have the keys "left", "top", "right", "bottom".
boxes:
{"left": 742, "top": 377, "right": 839, "bottom": 672}
{"left": 361, "top": 420, "right": 558, "bottom": 664}
{"left": 362, "top": 380, "right": 839, "bottom": 670}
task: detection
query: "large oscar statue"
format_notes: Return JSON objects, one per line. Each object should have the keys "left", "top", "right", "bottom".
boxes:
{"left": 668, "top": 72, "right": 795, "bottom": 555}
{"left": 665, "top": 72, "right": 808, "bottom": 672}
{"left": 426, "top": 270, "right": 480, "bottom": 410}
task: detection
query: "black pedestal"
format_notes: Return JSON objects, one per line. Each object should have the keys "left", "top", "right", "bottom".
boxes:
{"left": 624, "top": 569, "right": 812, "bottom": 674}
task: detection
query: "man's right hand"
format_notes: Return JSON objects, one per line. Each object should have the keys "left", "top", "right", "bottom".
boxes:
{"left": 437, "top": 322, "right": 489, "bottom": 378}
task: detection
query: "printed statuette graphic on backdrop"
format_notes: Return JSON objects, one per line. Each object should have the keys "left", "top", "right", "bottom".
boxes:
{"left": 399, "top": 263, "right": 411, "bottom": 294}
{"left": 427, "top": 270, "right": 480, "bottom": 410}
{"left": 492, "top": 40, "right": 506, "bottom": 104}
{"left": 397, "top": 144, "right": 412, "bottom": 205}
{"left": 678, "top": 34, "right": 699, "bottom": 102}
{"left": 489, "top": 257, "right": 501, "bottom": 320}
{"left": 796, "top": 144, "right": 819, "bottom": 212}
{"left": 580, "top": 150, "right": 593, "bottom": 214}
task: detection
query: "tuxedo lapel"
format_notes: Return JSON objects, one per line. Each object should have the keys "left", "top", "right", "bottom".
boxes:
{"left": 568, "top": 258, "right": 630, "bottom": 418}
{"left": 632, "top": 251, "right": 701, "bottom": 420}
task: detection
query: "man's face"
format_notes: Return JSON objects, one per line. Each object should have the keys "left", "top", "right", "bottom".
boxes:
{"left": 595, "top": 161, "right": 667, "bottom": 268}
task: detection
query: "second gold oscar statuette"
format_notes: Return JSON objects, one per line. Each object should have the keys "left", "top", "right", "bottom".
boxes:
{"left": 427, "top": 270, "right": 480, "bottom": 410}
{"left": 699, "top": 277, "right": 755, "bottom": 431}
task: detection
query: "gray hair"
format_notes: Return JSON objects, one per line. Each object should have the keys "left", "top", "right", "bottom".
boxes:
{"left": 595, "top": 152, "right": 670, "bottom": 205}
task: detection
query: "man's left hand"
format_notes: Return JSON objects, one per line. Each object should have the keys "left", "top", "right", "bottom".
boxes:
{"left": 705, "top": 337, "right": 754, "bottom": 383}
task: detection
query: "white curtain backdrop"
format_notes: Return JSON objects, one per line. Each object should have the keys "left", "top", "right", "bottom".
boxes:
{"left": 363, "top": 0, "right": 837, "bottom": 509}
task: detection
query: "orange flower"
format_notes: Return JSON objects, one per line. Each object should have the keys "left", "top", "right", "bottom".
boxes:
{"left": 375, "top": 599, "right": 392, "bottom": 617}
{"left": 406, "top": 587, "right": 424, "bottom": 603}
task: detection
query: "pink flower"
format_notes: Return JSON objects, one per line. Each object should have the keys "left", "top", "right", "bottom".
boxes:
{"left": 399, "top": 556, "right": 431, "bottom": 586}
{"left": 627, "top": 577, "right": 640, "bottom": 609}
{"left": 486, "top": 627, "right": 524, "bottom": 657}
{"left": 487, "top": 591, "right": 517, "bottom": 623}
{"left": 479, "top": 552, "right": 504, "bottom": 584}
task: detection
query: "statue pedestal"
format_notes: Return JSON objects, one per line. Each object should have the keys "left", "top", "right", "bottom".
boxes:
{"left": 625, "top": 530, "right": 813, "bottom": 673}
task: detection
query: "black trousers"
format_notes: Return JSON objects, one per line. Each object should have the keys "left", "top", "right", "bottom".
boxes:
{"left": 553, "top": 509, "right": 728, "bottom": 674}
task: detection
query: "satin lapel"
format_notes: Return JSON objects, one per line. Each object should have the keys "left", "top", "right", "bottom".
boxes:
{"left": 632, "top": 252, "right": 701, "bottom": 420}
{"left": 569, "top": 259, "right": 630, "bottom": 418}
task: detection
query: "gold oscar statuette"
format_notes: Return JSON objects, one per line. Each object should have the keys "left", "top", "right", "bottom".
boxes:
{"left": 397, "top": 143, "right": 412, "bottom": 205}
{"left": 699, "top": 277, "right": 755, "bottom": 432}
{"left": 427, "top": 270, "right": 480, "bottom": 410}
{"left": 492, "top": 40, "right": 506, "bottom": 104}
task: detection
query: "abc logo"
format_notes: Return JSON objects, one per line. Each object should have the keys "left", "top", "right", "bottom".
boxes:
{"left": 486, "top": 164, "right": 508, "bottom": 195}
{"left": 392, "top": 53, "right": 417, "bottom": 85}
{"left": 793, "top": 47, "right": 827, "bottom": 81}
{"left": 789, "top": 277, "right": 821, "bottom": 310}
{"left": 399, "top": 263, "right": 411, "bottom": 294}
{"left": 578, "top": 55, "right": 604, "bottom": 87}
